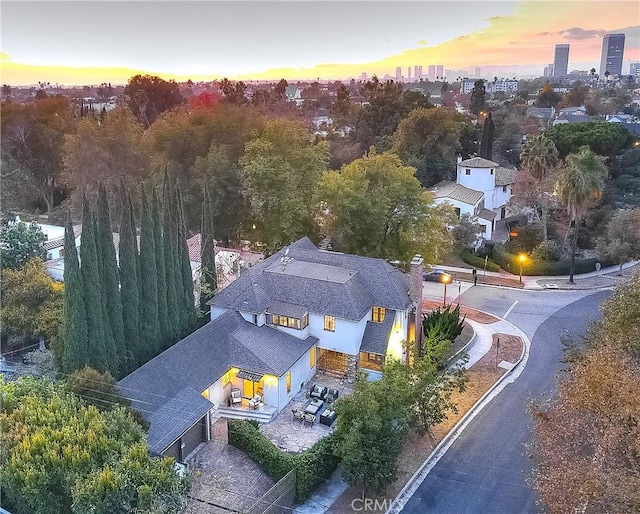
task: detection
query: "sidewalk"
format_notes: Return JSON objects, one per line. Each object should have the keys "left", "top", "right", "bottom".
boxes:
{"left": 437, "top": 260, "right": 639, "bottom": 291}
{"left": 297, "top": 305, "right": 526, "bottom": 514}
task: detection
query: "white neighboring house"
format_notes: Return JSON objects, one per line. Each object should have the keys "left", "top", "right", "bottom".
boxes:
{"left": 284, "top": 85, "right": 303, "bottom": 106}
{"left": 40, "top": 224, "right": 82, "bottom": 281}
{"left": 430, "top": 156, "right": 517, "bottom": 241}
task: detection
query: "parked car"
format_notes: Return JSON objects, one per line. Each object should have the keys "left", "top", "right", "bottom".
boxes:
{"left": 423, "top": 269, "right": 450, "bottom": 282}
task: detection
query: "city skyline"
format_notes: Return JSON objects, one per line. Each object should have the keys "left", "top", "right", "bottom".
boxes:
{"left": 0, "top": 0, "right": 638, "bottom": 86}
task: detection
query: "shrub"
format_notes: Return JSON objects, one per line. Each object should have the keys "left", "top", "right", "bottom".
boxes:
{"left": 293, "top": 433, "right": 340, "bottom": 502}
{"left": 421, "top": 304, "right": 465, "bottom": 366}
{"left": 227, "top": 420, "right": 340, "bottom": 503}
{"left": 460, "top": 249, "right": 501, "bottom": 272}
{"left": 227, "top": 420, "right": 294, "bottom": 482}
{"left": 504, "top": 223, "right": 544, "bottom": 254}
{"left": 531, "top": 240, "right": 562, "bottom": 262}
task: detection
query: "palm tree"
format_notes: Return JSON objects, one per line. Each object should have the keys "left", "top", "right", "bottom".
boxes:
{"left": 555, "top": 147, "right": 608, "bottom": 282}
{"left": 519, "top": 134, "right": 560, "bottom": 240}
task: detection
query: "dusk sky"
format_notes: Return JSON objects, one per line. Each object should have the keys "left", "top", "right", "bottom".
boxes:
{"left": 1, "top": 0, "right": 639, "bottom": 85}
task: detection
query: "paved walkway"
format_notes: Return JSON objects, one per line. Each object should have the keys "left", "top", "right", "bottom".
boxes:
{"left": 437, "top": 260, "right": 639, "bottom": 290}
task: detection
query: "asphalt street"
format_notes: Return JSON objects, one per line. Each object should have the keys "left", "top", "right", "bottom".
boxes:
{"left": 400, "top": 285, "right": 612, "bottom": 514}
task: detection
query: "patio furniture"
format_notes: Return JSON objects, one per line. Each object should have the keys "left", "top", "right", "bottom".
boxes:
{"left": 292, "top": 409, "right": 305, "bottom": 422}
{"left": 320, "top": 409, "right": 337, "bottom": 426}
{"left": 305, "top": 398, "right": 323, "bottom": 415}
{"left": 309, "top": 384, "right": 327, "bottom": 400}
{"left": 248, "top": 395, "right": 263, "bottom": 410}
{"left": 303, "top": 413, "right": 316, "bottom": 426}
{"left": 230, "top": 388, "right": 242, "bottom": 407}
{"left": 325, "top": 388, "right": 339, "bottom": 403}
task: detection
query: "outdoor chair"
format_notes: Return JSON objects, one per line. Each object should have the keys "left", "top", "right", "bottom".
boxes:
{"left": 303, "top": 412, "right": 316, "bottom": 426}
{"left": 292, "top": 409, "right": 305, "bottom": 422}
{"left": 230, "top": 388, "right": 242, "bottom": 407}
{"left": 326, "top": 388, "right": 339, "bottom": 403}
{"left": 309, "top": 384, "right": 327, "bottom": 400}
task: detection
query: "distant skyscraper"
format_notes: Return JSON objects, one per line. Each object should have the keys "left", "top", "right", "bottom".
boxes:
{"left": 360, "top": 72, "right": 368, "bottom": 81}
{"left": 427, "top": 65, "right": 436, "bottom": 81}
{"left": 475, "top": 67, "right": 481, "bottom": 78}
{"left": 436, "top": 65, "right": 444, "bottom": 79}
{"left": 553, "top": 44, "right": 570, "bottom": 77}
{"left": 396, "top": 67, "right": 402, "bottom": 81}
{"left": 414, "top": 65, "right": 422, "bottom": 79}
{"left": 407, "top": 67, "right": 412, "bottom": 80}
{"left": 600, "top": 33, "right": 625, "bottom": 77}
{"left": 630, "top": 62, "right": 640, "bottom": 79}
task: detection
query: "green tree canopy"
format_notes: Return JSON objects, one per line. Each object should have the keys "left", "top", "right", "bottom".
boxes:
{"left": 319, "top": 151, "right": 455, "bottom": 262}
{"left": 1, "top": 258, "right": 63, "bottom": 352}
{"left": 595, "top": 208, "right": 640, "bottom": 275}
{"left": 391, "top": 107, "right": 466, "bottom": 187}
{"left": 0, "top": 376, "right": 188, "bottom": 514}
{"left": 124, "top": 74, "right": 184, "bottom": 127}
{"left": 544, "top": 122, "right": 632, "bottom": 159}
{"left": 0, "top": 221, "right": 46, "bottom": 269}
{"left": 240, "top": 119, "right": 329, "bottom": 254}
{"left": 469, "top": 79, "right": 486, "bottom": 115}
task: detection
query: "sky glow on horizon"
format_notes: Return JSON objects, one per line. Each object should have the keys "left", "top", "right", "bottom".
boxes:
{"left": 0, "top": 0, "right": 638, "bottom": 85}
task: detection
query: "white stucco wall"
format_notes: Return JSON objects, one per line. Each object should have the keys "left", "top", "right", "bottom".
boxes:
{"left": 493, "top": 186, "right": 511, "bottom": 212}
{"left": 457, "top": 165, "right": 495, "bottom": 194}
{"left": 307, "top": 313, "right": 366, "bottom": 356}
{"left": 433, "top": 197, "right": 476, "bottom": 218}
{"left": 275, "top": 347, "right": 316, "bottom": 411}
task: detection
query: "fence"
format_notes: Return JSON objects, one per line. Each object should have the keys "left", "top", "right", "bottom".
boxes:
{"left": 246, "top": 469, "right": 296, "bottom": 514}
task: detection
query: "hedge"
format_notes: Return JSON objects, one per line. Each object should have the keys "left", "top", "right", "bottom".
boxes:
{"left": 460, "top": 250, "right": 501, "bottom": 272}
{"left": 492, "top": 244, "right": 613, "bottom": 276}
{"left": 227, "top": 419, "right": 340, "bottom": 503}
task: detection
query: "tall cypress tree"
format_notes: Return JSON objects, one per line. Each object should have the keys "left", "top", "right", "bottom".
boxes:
{"left": 176, "top": 184, "right": 196, "bottom": 336}
{"left": 162, "top": 171, "right": 179, "bottom": 345}
{"left": 200, "top": 181, "right": 217, "bottom": 317}
{"left": 119, "top": 184, "right": 140, "bottom": 374}
{"left": 138, "top": 185, "right": 160, "bottom": 363}
{"left": 97, "top": 183, "right": 125, "bottom": 376}
{"left": 80, "top": 194, "right": 108, "bottom": 371}
{"left": 93, "top": 211, "right": 117, "bottom": 375}
{"left": 61, "top": 216, "right": 90, "bottom": 374}
{"left": 152, "top": 186, "right": 169, "bottom": 348}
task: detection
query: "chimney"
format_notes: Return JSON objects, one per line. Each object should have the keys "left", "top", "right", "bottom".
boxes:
{"left": 409, "top": 255, "right": 424, "bottom": 350}
{"left": 457, "top": 154, "right": 462, "bottom": 164}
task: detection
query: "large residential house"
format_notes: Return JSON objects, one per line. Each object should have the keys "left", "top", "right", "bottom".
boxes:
{"left": 430, "top": 156, "right": 517, "bottom": 240}
{"left": 119, "top": 237, "right": 424, "bottom": 462}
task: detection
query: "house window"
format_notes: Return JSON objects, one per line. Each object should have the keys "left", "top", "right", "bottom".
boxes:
{"left": 223, "top": 370, "right": 231, "bottom": 387}
{"left": 454, "top": 207, "right": 461, "bottom": 219}
{"left": 367, "top": 353, "right": 384, "bottom": 364}
{"left": 465, "top": 168, "right": 471, "bottom": 175}
{"left": 324, "top": 315, "right": 335, "bottom": 332}
{"left": 269, "top": 314, "right": 304, "bottom": 330}
{"left": 302, "top": 313, "right": 309, "bottom": 329}
{"left": 480, "top": 224, "right": 488, "bottom": 233}
{"left": 372, "top": 307, "right": 386, "bottom": 323}
{"left": 502, "top": 185, "right": 508, "bottom": 193}
{"left": 310, "top": 347, "right": 315, "bottom": 368}
{"left": 286, "top": 371, "right": 291, "bottom": 393}
{"left": 490, "top": 169, "right": 494, "bottom": 175}
{"left": 271, "top": 314, "right": 280, "bottom": 325}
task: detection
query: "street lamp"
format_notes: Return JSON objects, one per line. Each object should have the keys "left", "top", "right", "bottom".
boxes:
{"left": 441, "top": 273, "right": 452, "bottom": 305}
{"left": 518, "top": 254, "right": 526, "bottom": 283}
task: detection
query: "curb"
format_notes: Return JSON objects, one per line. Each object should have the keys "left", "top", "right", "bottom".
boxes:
{"left": 386, "top": 313, "right": 531, "bottom": 514}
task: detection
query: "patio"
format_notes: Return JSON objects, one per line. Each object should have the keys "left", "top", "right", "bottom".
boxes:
{"left": 259, "top": 373, "right": 353, "bottom": 453}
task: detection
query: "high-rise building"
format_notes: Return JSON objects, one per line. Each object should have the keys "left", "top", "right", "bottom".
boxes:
{"left": 475, "top": 67, "right": 482, "bottom": 78}
{"left": 630, "top": 62, "right": 640, "bottom": 79}
{"left": 414, "top": 65, "right": 422, "bottom": 79}
{"left": 436, "top": 65, "right": 444, "bottom": 80}
{"left": 407, "top": 67, "right": 412, "bottom": 80}
{"left": 600, "top": 33, "right": 625, "bottom": 77}
{"left": 553, "top": 44, "right": 570, "bottom": 77}
{"left": 396, "top": 67, "right": 402, "bottom": 81}
{"left": 427, "top": 65, "right": 435, "bottom": 81}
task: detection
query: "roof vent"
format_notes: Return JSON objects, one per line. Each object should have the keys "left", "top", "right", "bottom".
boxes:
{"left": 280, "top": 247, "right": 294, "bottom": 271}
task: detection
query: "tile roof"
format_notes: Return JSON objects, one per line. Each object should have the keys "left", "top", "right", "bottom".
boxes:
{"left": 477, "top": 208, "right": 497, "bottom": 221}
{"left": 459, "top": 156, "right": 499, "bottom": 168}
{"left": 359, "top": 312, "right": 395, "bottom": 355}
{"left": 208, "top": 237, "right": 411, "bottom": 321}
{"left": 430, "top": 181, "right": 484, "bottom": 206}
{"left": 43, "top": 225, "right": 82, "bottom": 251}
{"left": 118, "top": 310, "right": 317, "bottom": 453}
{"left": 495, "top": 167, "right": 517, "bottom": 186}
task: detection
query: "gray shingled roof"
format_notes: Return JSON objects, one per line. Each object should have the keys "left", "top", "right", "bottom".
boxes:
{"left": 430, "top": 181, "right": 484, "bottom": 206}
{"left": 118, "top": 310, "right": 317, "bottom": 454}
{"left": 209, "top": 237, "right": 411, "bottom": 321}
{"left": 495, "top": 167, "right": 517, "bottom": 186}
{"left": 359, "top": 312, "right": 395, "bottom": 355}
{"left": 267, "top": 300, "right": 308, "bottom": 318}
{"left": 459, "top": 156, "right": 499, "bottom": 168}
{"left": 147, "top": 388, "right": 213, "bottom": 455}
